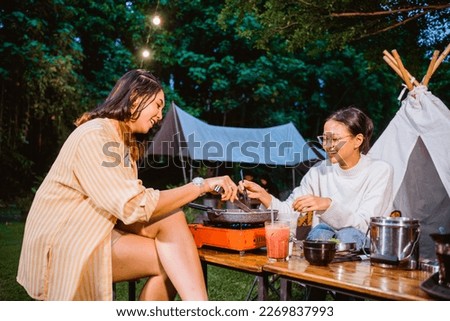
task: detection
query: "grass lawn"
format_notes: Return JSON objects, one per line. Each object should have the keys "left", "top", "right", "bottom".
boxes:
{"left": 0, "top": 221, "right": 30, "bottom": 300}
{"left": 1, "top": 219, "right": 305, "bottom": 301}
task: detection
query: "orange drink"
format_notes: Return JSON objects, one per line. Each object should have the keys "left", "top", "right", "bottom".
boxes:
{"left": 265, "top": 221, "right": 290, "bottom": 262}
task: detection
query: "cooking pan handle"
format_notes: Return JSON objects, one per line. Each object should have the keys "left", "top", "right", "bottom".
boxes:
{"left": 187, "top": 202, "right": 212, "bottom": 211}
{"left": 187, "top": 202, "right": 225, "bottom": 217}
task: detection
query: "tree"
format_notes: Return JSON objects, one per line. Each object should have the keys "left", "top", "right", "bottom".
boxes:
{"left": 143, "top": 0, "right": 309, "bottom": 128}
{"left": 0, "top": 0, "right": 147, "bottom": 200}
{"left": 217, "top": 0, "right": 450, "bottom": 131}
{"left": 73, "top": 0, "right": 145, "bottom": 100}
{"left": 1, "top": 0, "right": 448, "bottom": 201}
{"left": 0, "top": 0, "right": 84, "bottom": 200}
{"left": 147, "top": 1, "right": 406, "bottom": 136}
{"left": 219, "top": 0, "right": 450, "bottom": 54}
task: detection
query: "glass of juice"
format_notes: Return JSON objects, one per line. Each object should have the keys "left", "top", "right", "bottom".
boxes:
{"left": 265, "top": 220, "right": 290, "bottom": 262}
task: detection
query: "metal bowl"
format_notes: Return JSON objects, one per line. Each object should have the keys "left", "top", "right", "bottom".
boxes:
{"left": 303, "top": 240, "right": 337, "bottom": 249}
{"left": 420, "top": 259, "right": 440, "bottom": 273}
{"left": 303, "top": 240, "right": 336, "bottom": 266}
{"left": 335, "top": 242, "right": 357, "bottom": 253}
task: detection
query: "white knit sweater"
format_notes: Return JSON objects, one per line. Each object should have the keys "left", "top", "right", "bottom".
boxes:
{"left": 271, "top": 154, "right": 394, "bottom": 234}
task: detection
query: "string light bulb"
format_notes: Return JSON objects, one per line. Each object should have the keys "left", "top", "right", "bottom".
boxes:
{"left": 152, "top": 15, "right": 161, "bottom": 26}
{"left": 142, "top": 49, "right": 150, "bottom": 58}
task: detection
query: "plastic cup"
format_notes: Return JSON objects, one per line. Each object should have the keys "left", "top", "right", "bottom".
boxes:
{"left": 265, "top": 221, "right": 290, "bottom": 262}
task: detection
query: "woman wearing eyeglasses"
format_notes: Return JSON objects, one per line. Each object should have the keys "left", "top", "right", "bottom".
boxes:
{"left": 241, "top": 107, "right": 394, "bottom": 250}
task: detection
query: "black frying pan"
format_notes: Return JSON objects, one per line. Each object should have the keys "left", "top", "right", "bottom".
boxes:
{"left": 187, "top": 203, "right": 278, "bottom": 224}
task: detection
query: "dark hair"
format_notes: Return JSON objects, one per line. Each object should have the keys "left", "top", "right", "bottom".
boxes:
{"left": 326, "top": 106, "right": 373, "bottom": 154}
{"left": 75, "top": 69, "right": 163, "bottom": 160}
{"left": 75, "top": 69, "right": 162, "bottom": 125}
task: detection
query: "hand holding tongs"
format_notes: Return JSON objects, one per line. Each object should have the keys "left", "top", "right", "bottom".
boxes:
{"left": 240, "top": 169, "right": 250, "bottom": 206}
{"left": 213, "top": 185, "right": 252, "bottom": 212}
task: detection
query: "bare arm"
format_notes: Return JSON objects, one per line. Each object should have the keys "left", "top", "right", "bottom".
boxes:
{"left": 153, "top": 176, "right": 238, "bottom": 216}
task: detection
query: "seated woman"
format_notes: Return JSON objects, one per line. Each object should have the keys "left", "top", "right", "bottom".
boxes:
{"left": 17, "top": 70, "right": 239, "bottom": 301}
{"left": 241, "top": 107, "right": 394, "bottom": 300}
{"left": 241, "top": 107, "right": 394, "bottom": 250}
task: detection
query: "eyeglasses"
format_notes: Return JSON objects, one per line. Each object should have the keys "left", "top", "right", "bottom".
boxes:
{"left": 317, "top": 134, "right": 353, "bottom": 146}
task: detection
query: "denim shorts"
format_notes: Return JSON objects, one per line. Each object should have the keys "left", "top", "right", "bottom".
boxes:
{"left": 306, "top": 223, "right": 368, "bottom": 250}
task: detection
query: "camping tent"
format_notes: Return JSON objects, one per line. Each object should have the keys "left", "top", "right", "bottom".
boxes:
{"left": 368, "top": 48, "right": 450, "bottom": 260}
{"left": 147, "top": 102, "right": 325, "bottom": 185}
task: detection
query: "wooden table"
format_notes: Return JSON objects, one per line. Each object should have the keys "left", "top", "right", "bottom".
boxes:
{"left": 197, "top": 247, "right": 272, "bottom": 300}
{"left": 196, "top": 247, "right": 435, "bottom": 301}
{"left": 264, "top": 255, "right": 434, "bottom": 301}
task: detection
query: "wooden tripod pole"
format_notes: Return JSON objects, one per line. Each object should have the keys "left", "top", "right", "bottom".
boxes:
{"left": 421, "top": 50, "right": 440, "bottom": 86}
{"left": 391, "top": 50, "right": 413, "bottom": 90}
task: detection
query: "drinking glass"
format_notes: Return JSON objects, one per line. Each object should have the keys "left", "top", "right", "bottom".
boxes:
{"left": 265, "top": 220, "right": 290, "bottom": 262}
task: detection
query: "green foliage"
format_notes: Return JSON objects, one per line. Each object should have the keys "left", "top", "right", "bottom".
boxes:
{"left": 219, "top": 0, "right": 450, "bottom": 55}
{"left": 1, "top": 0, "right": 85, "bottom": 200}
{"left": 0, "top": 0, "right": 149, "bottom": 200}
{"left": 145, "top": 0, "right": 310, "bottom": 129}
{"left": 1, "top": 0, "right": 449, "bottom": 202}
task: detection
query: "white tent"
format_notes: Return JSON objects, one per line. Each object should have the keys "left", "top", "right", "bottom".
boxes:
{"left": 147, "top": 102, "right": 325, "bottom": 185}
{"left": 368, "top": 47, "right": 450, "bottom": 260}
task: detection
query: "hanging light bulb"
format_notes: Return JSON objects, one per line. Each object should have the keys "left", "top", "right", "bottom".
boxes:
{"left": 142, "top": 49, "right": 150, "bottom": 58}
{"left": 152, "top": 15, "right": 161, "bottom": 26}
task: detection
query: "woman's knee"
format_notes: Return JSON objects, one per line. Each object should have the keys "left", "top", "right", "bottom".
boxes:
{"left": 335, "top": 228, "right": 367, "bottom": 250}
{"left": 139, "top": 209, "right": 186, "bottom": 238}
{"left": 306, "top": 223, "right": 336, "bottom": 240}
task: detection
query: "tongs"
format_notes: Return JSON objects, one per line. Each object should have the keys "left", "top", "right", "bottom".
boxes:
{"left": 213, "top": 185, "right": 252, "bottom": 212}
{"left": 240, "top": 169, "right": 250, "bottom": 206}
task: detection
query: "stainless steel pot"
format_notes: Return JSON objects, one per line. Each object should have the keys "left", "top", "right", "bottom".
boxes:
{"left": 368, "top": 216, "right": 420, "bottom": 270}
{"left": 187, "top": 203, "right": 278, "bottom": 224}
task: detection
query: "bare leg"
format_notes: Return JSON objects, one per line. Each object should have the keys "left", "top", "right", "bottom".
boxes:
{"left": 112, "top": 233, "right": 177, "bottom": 300}
{"left": 116, "top": 210, "right": 208, "bottom": 300}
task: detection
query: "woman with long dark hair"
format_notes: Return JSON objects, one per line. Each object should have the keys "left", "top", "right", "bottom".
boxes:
{"left": 17, "top": 70, "right": 238, "bottom": 300}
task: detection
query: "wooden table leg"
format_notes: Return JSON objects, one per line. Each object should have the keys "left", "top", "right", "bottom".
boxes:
{"left": 257, "top": 275, "right": 269, "bottom": 300}
{"left": 279, "top": 278, "right": 292, "bottom": 300}
{"left": 128, "top": 281, "right": 136, "bottom": 301}
{"left": 201, "top": 260, "right": 208, "bottom": 290}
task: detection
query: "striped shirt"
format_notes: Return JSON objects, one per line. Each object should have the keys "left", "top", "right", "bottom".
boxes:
{"left": 17, "top": 118, "right": 160, "bottom": 300}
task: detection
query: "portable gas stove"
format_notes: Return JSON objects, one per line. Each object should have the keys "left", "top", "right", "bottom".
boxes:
{"left": 188, "top": 221, "right": 266, "bottom": 255}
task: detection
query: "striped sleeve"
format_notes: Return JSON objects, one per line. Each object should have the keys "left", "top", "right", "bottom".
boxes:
{"left": 73, "top": 126, "right": 159, "bottom": 224}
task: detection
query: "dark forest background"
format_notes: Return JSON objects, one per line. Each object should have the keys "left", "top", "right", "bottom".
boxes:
{"left": 1, "top": 0, "right": 449, "bottom": 211}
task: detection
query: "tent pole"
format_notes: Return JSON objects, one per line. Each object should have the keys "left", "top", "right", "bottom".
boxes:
{"left": 292, "top": 168, "right": 295, "bottom": 189}
{"left": 172, "top": 101, "right": 188, "bottom": 184}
